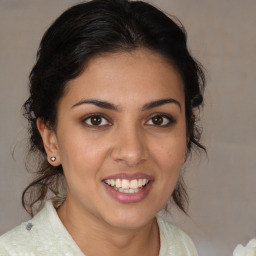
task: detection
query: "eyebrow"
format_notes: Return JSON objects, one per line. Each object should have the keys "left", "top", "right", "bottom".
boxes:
{"left": 71, "top": 98, "right": 181, "bottom": 111}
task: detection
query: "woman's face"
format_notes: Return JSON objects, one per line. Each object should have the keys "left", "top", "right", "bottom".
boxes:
{"left": 49, "top": 49, "right": 187, "bottom": 229}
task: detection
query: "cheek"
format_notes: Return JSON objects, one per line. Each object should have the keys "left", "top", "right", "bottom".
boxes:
{"left": 58, "top": 143, "right": 105, "bottom": 201}
{"left": 150, "top": 132, "right": 187, "bottom": 192}
{"left": 156, "top": 145, "right": 185, "bottom": 179}
{"left": 57, "top": 132, "right": 108, "bottom": 183}
{"left": 152, "top": 133, "right": 187, "bottom": 168}
{"left": 148, "top": 137, "right": 186, "bottom": 207}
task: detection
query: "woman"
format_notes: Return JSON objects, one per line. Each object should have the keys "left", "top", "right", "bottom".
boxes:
{"left": 0, "top": 0, "right": 205, "bottom": 255}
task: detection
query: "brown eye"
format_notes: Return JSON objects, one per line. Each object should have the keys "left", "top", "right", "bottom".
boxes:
{"left": 146, "top": 114, "right": 176, "bottom": 127}
{"left": 83, "top": 114, "right": 110, "bottom": 126}
{"left": 91, "top": 116, "right": 102, "bottom": 125}
{"left": 152, "top": 116, "right": 163, "bottom": 125}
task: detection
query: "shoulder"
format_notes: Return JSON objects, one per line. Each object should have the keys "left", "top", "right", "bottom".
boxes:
{"left": 0, "top": 204, "right": 52, "bottom": 255}
{"left": 157, "top": 215, "right": 199, "bottom": 256}
{"left": 0, "top": 200, "right": 84, "bottom": 256}
{"left": 0, "top": 201, "right": 62, "bottom": 255}
{"left": 0, "top": 220, "right": 39, "bottom": 255}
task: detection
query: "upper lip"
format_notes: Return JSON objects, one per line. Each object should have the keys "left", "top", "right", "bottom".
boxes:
{"left": 102, "top": 173, "right": 153, "bottom": 181}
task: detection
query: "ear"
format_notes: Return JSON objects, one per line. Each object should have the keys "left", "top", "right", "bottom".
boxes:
{"left": 36, "top": 118, "right": 61, "bottom": 166}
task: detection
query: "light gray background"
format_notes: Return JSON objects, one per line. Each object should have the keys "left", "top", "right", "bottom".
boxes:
{"left": 0, "top": 1, "right": 255, "bottom": 255}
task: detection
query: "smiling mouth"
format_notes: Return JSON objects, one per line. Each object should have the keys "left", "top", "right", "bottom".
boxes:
{"left": 104, "top": 178, "right": 150, "bottom": 194}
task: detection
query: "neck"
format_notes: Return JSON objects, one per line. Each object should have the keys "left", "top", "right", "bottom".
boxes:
{"left": 57, "top": 198, "right": 160, "bottom": 256}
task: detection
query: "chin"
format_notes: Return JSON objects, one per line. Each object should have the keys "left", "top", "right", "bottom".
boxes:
{"left": 102, "top": 208, "right": 156, "bottom": 230}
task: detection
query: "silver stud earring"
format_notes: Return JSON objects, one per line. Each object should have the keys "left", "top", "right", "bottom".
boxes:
{"left": 50, "top": 157, "right": 56, "bottom": 162}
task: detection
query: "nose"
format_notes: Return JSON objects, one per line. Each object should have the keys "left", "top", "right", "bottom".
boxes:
{"left": 110, "top": 125, "right": 149, "bottom": 167}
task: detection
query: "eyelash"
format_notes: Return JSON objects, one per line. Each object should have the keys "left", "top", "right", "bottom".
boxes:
{"left": 146, "top": 113, "right": 176, "bottom": 127}
{"left": 82, "top": 113, "right": 176, "bottom": 128}
{"left": 82, "top": 113, "right": 111, "bottom": 127}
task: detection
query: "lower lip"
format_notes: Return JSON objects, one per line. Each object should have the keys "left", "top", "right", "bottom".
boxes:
{"left": 103, "top": 181, "right": 153, "bottom": 204}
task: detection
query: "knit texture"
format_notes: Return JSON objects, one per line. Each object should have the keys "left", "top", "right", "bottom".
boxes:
{"left": 0, "top": 201, "right": 198, "bottom": 256}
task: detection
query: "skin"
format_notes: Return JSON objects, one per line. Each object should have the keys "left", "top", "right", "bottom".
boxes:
{"left": 37, "top": 48, "right": 187, "bottom": 256}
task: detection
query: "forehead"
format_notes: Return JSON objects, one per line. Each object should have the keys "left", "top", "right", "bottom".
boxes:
{"left": 62, "top": 49, "right": 184, "bottom": 108}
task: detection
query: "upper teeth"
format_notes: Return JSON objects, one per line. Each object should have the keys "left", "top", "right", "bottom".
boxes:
{"left": 104, "top": 179, "right": 149, "bottom": 189}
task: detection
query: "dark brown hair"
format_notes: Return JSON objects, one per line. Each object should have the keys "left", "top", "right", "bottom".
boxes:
{"left": 22, "top": 0, "right": 206, "bottom": 216}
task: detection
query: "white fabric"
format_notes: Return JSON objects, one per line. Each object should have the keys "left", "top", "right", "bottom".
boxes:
{"left": 233, "top": 239, "right": 256, "bottom": 256}
{"left": 0, "top": 200, "right": 198, "bottom": 256}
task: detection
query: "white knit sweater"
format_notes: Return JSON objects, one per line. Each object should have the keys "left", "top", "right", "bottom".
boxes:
{"left": 0, "top": 201, "right": 198, "bottom": 256}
